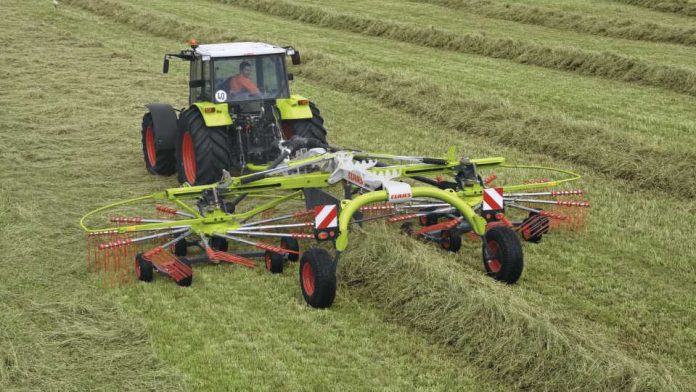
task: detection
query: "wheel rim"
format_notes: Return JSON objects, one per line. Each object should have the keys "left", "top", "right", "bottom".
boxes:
{"left": 145, "top": 126, "right": 156, "bottom": 167}
{"left": 134, "top": 258, "right": 141, "bottom": 278}
{"left": 486, "top": 240, "right": 502, "bottom": 273}
{"left": 302, "top": 262, "right": 315, "bottom": 296}
{"left": 182, "top": 132, "right": 196, "bottom": 184}
{"left": 265, "top": 253, "right": 271, "bottom": 271}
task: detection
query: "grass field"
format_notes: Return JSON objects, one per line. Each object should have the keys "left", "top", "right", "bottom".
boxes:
{"left": 1, "top": 0, "right": 694, "bottom": 390}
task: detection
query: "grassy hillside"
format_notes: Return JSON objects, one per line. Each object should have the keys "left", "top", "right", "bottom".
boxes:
{"left": 2, "top": 0, "right": 694, "bottom": 390}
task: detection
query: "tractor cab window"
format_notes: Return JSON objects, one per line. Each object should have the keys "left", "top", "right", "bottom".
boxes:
{"left": 212, "top": 55, "right": 289, "bottom": 103}
{"left": 189, "top": 58, "right": 212, "bottom": 104}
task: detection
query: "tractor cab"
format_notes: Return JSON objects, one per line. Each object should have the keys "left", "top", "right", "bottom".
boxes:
{"left": 164, "top": 41, "right": 300, "bottom": 105}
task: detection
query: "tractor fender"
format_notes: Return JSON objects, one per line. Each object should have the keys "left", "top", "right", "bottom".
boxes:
{"left": 145, "top": 103, "right": 179, "bottom": 150}
{"left": 191, "top": 102, "right": 233, "bottom": 127}
{"left": 334, "top": 187, "right": 487, "bottom": 252}
{"left": 275, "top": 94, "right": 313, "bottom": 120}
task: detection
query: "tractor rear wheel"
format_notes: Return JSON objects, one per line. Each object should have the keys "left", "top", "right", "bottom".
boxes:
{"left": 299, "top": 247, "right": 336, "bottom": 308}
{"left": 286, "top": 102, "right": 328, "bottom": 144}
{"left": 482, "top": 226, "right": 523, "bottom": 284}
{"left": 176, "top": 108, "right": 231, "bottom": 185}
{"left": 141, "top": 113, "right": 176, "bottom": 176}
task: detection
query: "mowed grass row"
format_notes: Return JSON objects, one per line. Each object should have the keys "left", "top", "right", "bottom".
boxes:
{"left": 0, "top": 1, "right": 508, "bottom": 391}
{"left": 611, "top": 0, "right": 696, "bottom": 17}
{"left": 58, "top": 0, "right": 696, "bottom": 390}
{"left": 409, "top": 0, "right": 696, "bottom": 46}
{"left": 212, "top": 0, "right": 696, "bottom": 96}
{"left": 65, "top": 0, "right": 696, "bottom": 199}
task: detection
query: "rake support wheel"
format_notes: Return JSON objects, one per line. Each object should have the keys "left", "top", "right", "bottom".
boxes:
{"left": 482, "top": 226, "right": 523, "bottom": 284}
{"left": 135, "top": 253, "right": 154, "bottom": 282}
{"left": 440, "top": 228, "right": 461, "bottom": 253}
{"left": 299, "top": 247, "right": 336, "bottom": 308}
{"left": 265, "top": 251, "right": 284, "bottom": 274}
{"left": 280, "top": 237, "right": 300, "bottom": 262}
{"left": 177, "top": 107, "right": 231, "bottom": 185}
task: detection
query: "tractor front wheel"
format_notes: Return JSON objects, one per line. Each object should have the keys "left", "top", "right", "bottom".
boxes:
{"left": 141, "top": 113, "right": 176, "bottom": 176}
{"left": 176, "top": 108, "right": 231, "bottom": 185}
{"left": 299, "top": 248, "right": 336, "bottom": 308}
{"left": 285, "top": 102, "right": 328, "bottom": 144}
{"left": 482, "top": 226, "right": 523, "bottom": 284}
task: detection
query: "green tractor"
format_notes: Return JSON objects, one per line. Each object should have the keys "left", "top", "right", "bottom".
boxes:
{"left": 141, "top": 40, "right": 327, "bottom": 185}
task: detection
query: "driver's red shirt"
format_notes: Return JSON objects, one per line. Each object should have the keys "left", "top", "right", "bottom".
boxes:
{"left": 229, "top": 74, "right": 259, "bottom": 94}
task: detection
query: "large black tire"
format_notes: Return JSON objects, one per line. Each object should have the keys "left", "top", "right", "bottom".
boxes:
{"left": 176, "top": 108, "right": 232, "bottom": 185}
{"left": 299, "top": 247, "right": 336, "bottom": 308}
{"left": 288, "top": 102, "right": 328, "bottom": 144}
{"left": 482, "top": 226, "right": 524, "bottom": 284}
{"left": 141, "top": 113, "right": 176, "bottom": 175}
{"left": 135, "top": 253, "right": 154, "bottom": 282}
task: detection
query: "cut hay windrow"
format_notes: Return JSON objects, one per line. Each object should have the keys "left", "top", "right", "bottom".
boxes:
{"left": 63, "top": 0, "right": 696, "bottom": 198}
{"left": 413, "top": 0, "right": 696, "bottom": 47}
{"left": 611, "top": 0, "right": 696, "bottom": 17}
{"left": 339, "top": 228, "right": 678, "bottom": 391}
{"left": 211, "top": 0, "right": 696, "bottom": 98}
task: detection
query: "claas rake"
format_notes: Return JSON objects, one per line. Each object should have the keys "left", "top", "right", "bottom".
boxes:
{"left": 81, "top": 142, "right": 589, "bottom": 308}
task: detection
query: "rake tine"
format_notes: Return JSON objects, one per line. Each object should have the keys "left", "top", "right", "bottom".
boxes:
{"left": 236, "top": 222, "right": 314, "bottom": 231}
{"left": 504, "top": 190, "right": 584, "bottom": 197}
{"left": 505, "top": 198, "right": 590, "bottom": 208}
{"left": 155, "top": 204, "right": 196, "bottom": 218}
{"left": 97, "top": 227, "right": 190, "bottom": 250}
{"left": 217, "top": 233, "right": 298, "bottom": 255}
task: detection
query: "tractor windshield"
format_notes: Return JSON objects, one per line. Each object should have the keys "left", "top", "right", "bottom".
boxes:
{"left": 212, "top": 54, "right": 289, "bottom": 103}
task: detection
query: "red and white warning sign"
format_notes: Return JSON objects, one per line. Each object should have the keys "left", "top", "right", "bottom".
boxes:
{"left": 314, "top": 204, "right": 338, "bottom": 229}
{"left": 482, "top": 188, "right": 504, "bottom": 211}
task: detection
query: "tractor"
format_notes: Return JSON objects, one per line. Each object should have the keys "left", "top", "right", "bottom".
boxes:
{"left": 140, "top": 40, "right": 327, "bottom": 185}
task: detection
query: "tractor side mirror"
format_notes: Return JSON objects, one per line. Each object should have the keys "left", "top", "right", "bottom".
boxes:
{"left": 288, "top": 73, "right": 294, "bottom": 81}
{"left": 163, "top": 57, "right": 170, "bottom": 74}
{"left": 291, "top": 51, "right": 301, "bottom": 65}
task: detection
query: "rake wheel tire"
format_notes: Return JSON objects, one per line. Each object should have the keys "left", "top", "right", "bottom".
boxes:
{"left": 419, "top": 213, "right": 438, "bottom": 226}
{"left": 176, "top": 257, "right": 193, "bottom": 287}
{"left": 265, "top": 251, "right": 284, "bottom": 274}
{"left": 135, "top": 253, "right": 154, "bottom": 282}
{"left": 288, "top": 102, "right": 328, "bottom": 144}
{"left": 141, "top": 113, "right": 176, "bottom": 176}
{"left": 440, "top": 229, "right": 461, "bottom": 253}
{"left": 174, "top": 239, "right": 188, "bottom": 257}
{"left": 520, "top": 212, "right": 550, "bottom": 243}
{"left": 299, "top": 247, "right": 336, "bottom": 308}
{"left": 280, "top": 237, "right": 300, "bottom": 262}
{"left": 483, "top": 226, "right": 523, "bottom": 284}
{"left": 177, "top": 108, "right": 231, "bottom": 185}
{"left": 211, "top": 236, "right": 229, "bottom": 252}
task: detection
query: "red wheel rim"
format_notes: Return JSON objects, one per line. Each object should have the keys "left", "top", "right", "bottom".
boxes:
{"left": 182, "top": 132, "right": 196, "bottom": 184}
{"left": 145, "top": 126, "right": 156, "bottom": 167}
{"left": 441, "top": 230, "right": 450, "bottom": 250}
{"left": 302, "top": 262, "right": 315, "bottom": 296}
{"left": 265, "top": 253, "right": 271, "bottom": 271}
{"left": 134, "top": 259, "right": 141, "bottom": 278}
{"left": 487, "top": 240, "right": 502, "bottom": 273}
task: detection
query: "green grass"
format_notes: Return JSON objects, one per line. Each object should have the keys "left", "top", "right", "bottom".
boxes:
{"left": 409, "top": 0, "right": 696, "bottom": 46}
{"left": 3, "top": 0, "right": 696, "bottom": 390}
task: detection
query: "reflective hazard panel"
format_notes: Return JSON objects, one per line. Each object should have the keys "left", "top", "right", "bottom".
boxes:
{"left": 482, "top": 188, "right": 504, "bottom": 211}
{"left": 313, "top": 205, "right": 338, "bottom": 241}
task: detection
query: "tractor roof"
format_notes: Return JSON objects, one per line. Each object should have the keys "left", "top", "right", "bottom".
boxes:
{"left": 194, "top": 42, "right": 287, "bottom": 58}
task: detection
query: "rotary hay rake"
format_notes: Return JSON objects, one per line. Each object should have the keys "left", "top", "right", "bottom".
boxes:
{"left": 81, "top": 143, "right": 590, "bottom": 308}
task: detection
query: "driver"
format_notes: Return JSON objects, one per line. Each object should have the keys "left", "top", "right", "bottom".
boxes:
{"left": 228, "top": 61, "right": 259, "bottom": 96}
